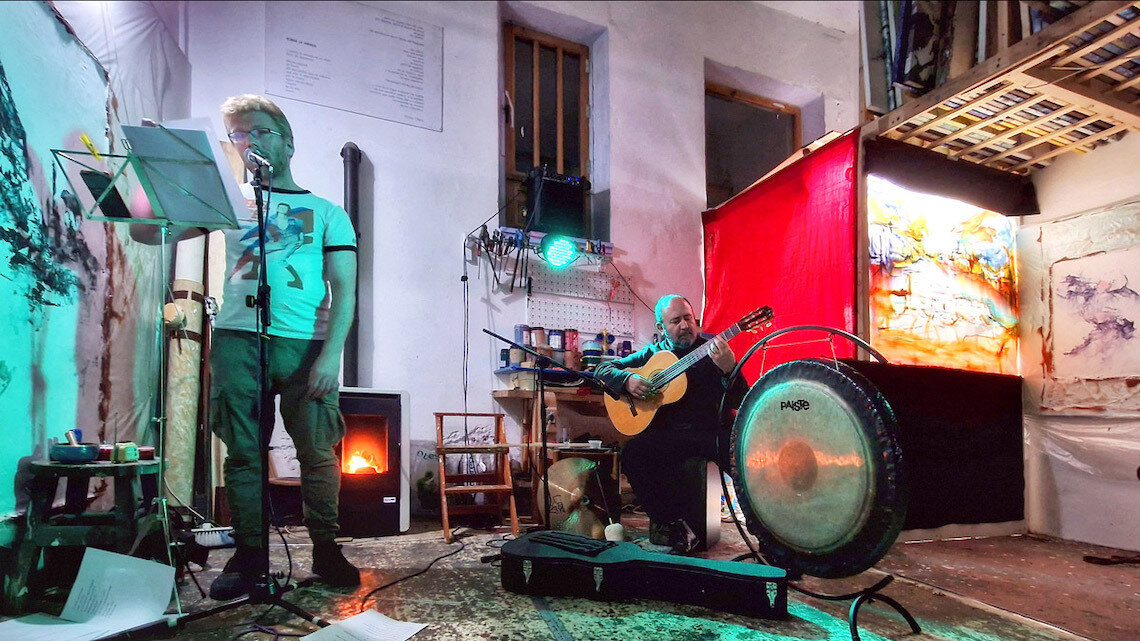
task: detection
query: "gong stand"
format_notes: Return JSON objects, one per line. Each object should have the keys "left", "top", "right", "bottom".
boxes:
{"left": 718, "top": 325, "right": 920, "bottom": 641}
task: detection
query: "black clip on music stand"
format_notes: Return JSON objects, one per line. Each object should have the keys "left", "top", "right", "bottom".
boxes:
{"left": 482, "top": 328, "right": 619, "bottom": 528}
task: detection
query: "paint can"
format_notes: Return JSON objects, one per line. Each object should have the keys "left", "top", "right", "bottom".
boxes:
{"left": 509, "top": 348, "right": 526, "bottom": 365}
{"left": 564, "top": 329, "right": 579, "bottom": 352}
{"left": 548, "top": 329, "right": 564, "bottom": 350}
{"left": 514, "top": 324, "right": 530, "bottom": 346}
{"left": 500, "top": 348, "right": 511, "bottom": 368}
{"left": 530, "top": 327, "right": 547, "bottom": 347}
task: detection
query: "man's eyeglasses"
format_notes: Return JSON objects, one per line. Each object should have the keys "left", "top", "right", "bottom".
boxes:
{"left": 227, "top": 128, "right": 284, "bottom": 143}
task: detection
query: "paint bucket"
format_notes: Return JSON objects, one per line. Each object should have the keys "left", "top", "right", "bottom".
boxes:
{"left": 514, "top": 324, "right": 530, "bottom": 346}
{"left": 548, "top": 329, "right": 564, "bottom": 350}
{"left": 509, "top": 348, "right": 526, "bottom": 365}
{"left": 530, "top": 327, "right": 547, "bottom": 348}
{"left": 564, "top": 329, "right": 579, "bottom": 351}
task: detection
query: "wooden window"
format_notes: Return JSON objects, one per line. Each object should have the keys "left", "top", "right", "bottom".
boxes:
{"left": 503, "top": 24, "right": 590, "bottom": 230}
{"left": 705, "top": 83, "right": 800, "bottom": 209}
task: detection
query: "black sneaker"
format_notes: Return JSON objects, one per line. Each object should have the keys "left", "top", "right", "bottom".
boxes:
{"left": 668, "top": 519, "right": 700, "bottom": 555}
{"left": 312, "top": 541, "right": 360, "bottom": 587}
{"left": 209, "top": 546, "right": 263, "bottom": 601}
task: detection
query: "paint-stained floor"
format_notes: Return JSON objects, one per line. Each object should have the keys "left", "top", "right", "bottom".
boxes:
{"left": 140, "top": 515, "right": 1136, "bottom": 641}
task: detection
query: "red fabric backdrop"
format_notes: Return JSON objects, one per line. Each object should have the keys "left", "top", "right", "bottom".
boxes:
{"left": 702, "top": 131, "right": 858, "bottom": 384}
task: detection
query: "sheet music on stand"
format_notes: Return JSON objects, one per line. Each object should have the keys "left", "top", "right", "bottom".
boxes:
{"left": 52, "top": 118, "right": 242, "bottom": 229}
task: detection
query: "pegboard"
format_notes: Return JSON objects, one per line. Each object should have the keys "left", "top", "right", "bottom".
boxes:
{"left": 527, "top": 294, "right": 634, "bottom": 338}
{"left": 528, "top": 261, "right": 635, "bottom": 305}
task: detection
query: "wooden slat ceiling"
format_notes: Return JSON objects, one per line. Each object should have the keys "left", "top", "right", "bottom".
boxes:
{"left": 876, "top": 0, "right": 1140, "bottom": 175}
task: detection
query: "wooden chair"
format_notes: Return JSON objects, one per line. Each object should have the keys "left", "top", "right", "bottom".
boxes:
{"left": 435, "top": 412, "right": 519, "bottom": 542}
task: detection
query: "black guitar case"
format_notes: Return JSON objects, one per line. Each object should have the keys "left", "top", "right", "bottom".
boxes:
{"left": 500, "top": 530, "right": 787, "bottom": 619}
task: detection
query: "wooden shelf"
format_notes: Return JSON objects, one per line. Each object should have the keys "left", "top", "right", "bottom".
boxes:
{"left": 874, "top": 1, "right": 1140, "bottom": 175}
{"left": 491, "top": 388, "right": 605, "bottom": 403}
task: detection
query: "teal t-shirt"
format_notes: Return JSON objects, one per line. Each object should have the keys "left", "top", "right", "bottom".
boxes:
{"left": 213, "top": 184, "right": 357, "bottom": 339}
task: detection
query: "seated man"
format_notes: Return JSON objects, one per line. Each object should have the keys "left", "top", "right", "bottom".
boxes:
{"left": 595, "top": 295, "right": 746, "bottom": 553}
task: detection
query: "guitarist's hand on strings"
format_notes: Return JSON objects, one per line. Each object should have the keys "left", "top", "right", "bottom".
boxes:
{"left": 624, "top": 374, "right": 653, "bottom": 399}
{"left": 709, "top": 336, "right": 736, "bottom": 375}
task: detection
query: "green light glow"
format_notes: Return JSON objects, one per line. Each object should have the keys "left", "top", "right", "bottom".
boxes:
{"left": 541, "top": 236, "right": 578, "bottom": 268}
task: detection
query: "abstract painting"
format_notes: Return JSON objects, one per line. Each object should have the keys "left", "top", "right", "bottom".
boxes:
{"left": 867, "top": 174, "right": 1018, "bottom": 374}
{"left": 1050, "top": 246, "right": 1140, "bottom": 380}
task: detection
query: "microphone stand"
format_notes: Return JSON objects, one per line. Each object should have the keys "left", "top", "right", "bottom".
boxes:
{"left": 482, "top": 329, "right": 619, "bottom": 529}
{"left": 131, "top": 165, "right": 331, "bottom": 639}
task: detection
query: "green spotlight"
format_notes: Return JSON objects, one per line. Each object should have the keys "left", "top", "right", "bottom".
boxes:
{"left": 539, "top": 235, "right": 578, "bottom": 268}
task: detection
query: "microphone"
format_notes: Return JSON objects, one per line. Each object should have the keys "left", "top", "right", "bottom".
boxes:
{"left": 244, "top": 149, "right": 273, "bottom": 172}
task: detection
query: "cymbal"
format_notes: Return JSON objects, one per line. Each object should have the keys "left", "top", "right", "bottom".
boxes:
{"left": 537, "top": 457, "right": 607, "bottom": 538}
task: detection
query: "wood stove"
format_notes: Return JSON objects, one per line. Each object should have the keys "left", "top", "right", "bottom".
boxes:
{"left": 336, "top": 388, "right": 410, "bottom": 537}
{"left": 267, "top": 387, "right": 410, "bottom": 537}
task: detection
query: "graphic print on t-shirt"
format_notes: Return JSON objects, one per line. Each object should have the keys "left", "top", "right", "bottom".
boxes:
{"left": 229, "top": 201, "right": 315, "bottom": 289}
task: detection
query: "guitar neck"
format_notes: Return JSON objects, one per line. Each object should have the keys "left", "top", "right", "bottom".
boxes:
{"left": 650, "top": 324, "right": 741, "bottom": 388}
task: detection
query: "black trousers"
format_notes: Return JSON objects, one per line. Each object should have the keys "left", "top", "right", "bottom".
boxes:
{"left": 620, "top": 429, "right": 729, "bottom": 524}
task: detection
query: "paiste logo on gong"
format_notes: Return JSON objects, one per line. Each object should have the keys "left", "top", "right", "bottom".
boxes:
{"left": 780, "top": 399, "right": 810, "bottom": 411}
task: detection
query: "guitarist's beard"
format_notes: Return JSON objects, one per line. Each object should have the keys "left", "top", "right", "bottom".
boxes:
{"left": 666, "top": 330, "right": 697, "bottom": 350}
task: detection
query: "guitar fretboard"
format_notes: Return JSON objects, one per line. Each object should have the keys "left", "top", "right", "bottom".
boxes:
{"left": 648, "top": 323, "right": 742, "bottom": 389}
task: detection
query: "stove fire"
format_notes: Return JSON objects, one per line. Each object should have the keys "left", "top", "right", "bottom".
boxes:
{"left": 341, "top": 414, "right": 388, "bottom": 474}
{"left": 345, "top": 450, "right": 382, "bottom": 474}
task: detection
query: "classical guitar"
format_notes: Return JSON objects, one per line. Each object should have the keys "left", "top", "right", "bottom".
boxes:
{"left": 603, "top": 306, "right": 773, "bottom": 436}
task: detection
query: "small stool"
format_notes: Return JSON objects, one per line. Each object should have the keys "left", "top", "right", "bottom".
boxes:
{"left": 647, "top": 458, "right": 722, "bottom": 552}
{"left": 6, "top": 459, "right": 161, "bottom": 612}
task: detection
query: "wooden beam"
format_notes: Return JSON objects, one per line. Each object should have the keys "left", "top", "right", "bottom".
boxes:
{"left": 1018, "top": 67, "right": 1140, "bottom": 129}
{"left": 986, "top": 113, "right": 1100, "bottom": 162}
{"left": 924, "top": 93, "right": 1051, "bottom": 150}
{"left": 895, "top": 81, "right": 1011, "bottom": 142}
{"left": 1052, "top": 7, "right": 1140, "bottom": 68}
{"left": 1008, "top": 122, "right": 1130, "bottom": 170}
{"left": 950, "top": 106, "right": 1080, "bottom": 158}
{"left": 876, "top": 0, "right": 1133, "bottom": 135}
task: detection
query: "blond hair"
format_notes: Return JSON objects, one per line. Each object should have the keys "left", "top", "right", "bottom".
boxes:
{"left": 220, "top": 94, "right": 293, "bottom": 140}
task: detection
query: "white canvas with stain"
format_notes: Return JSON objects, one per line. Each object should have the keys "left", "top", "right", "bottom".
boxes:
{"left": 1050, "top": 245, "right": 1140, "bottom": 380}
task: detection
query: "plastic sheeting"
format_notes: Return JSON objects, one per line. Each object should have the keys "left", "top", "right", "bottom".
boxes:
{"left": 702, "top": 131, "right": 857, "bottom": 383}
{"left": 53, "top": 1, "right": 191, "bottom": 126}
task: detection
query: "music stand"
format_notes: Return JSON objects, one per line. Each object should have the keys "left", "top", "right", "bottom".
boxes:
{"left": 51, "top": 123, "right": 242, "bottom": 621}
{"left": 482, "top": 328, "right": 618, "bottom": 528}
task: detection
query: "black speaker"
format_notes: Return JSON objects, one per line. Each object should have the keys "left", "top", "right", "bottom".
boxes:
{"left": 524, "top": 166, "right": 590, "bottom": 238}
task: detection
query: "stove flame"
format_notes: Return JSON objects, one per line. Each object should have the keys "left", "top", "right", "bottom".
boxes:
{"left": 345, "top": 450, "right": 381, "bottom": 474}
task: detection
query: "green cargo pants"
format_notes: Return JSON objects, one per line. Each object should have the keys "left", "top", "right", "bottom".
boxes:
{"left": 210, "top": 329, "right": 345, "bottom": 548}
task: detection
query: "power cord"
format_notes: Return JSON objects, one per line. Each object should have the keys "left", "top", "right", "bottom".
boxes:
{"left": 358, "top": 529, "right": 469, "bottom": 612}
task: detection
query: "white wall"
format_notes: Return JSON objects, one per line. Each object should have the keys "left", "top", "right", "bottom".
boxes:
{"left": 183, "top": 1, "right": 860, "bottom": 452}
{"left": 1020, "top": 134, "right": 1140, "bottom": 551}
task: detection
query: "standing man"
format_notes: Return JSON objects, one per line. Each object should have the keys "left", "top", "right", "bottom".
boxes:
{"left": 595, "top": 295, "right": 746, "bottom": 553}
{"left": 208, "top": 94, "right": 360, "bottom": 599}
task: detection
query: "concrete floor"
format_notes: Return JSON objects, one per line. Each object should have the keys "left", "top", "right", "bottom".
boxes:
{"left": 153, "top": 515, "right": 1137, "bottom": 641}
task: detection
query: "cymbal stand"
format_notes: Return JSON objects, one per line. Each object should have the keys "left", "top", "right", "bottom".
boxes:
{"left": 482, "top": 328, "right": 619, "bottom": 528}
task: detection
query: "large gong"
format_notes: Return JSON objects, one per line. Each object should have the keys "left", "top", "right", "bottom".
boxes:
{"left": 730, "top": 357, "right": 906, "bottom": 579}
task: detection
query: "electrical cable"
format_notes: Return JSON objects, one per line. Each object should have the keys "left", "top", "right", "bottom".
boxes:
{"left": 603, "top": 261, "right": 653, "bottom": 313}
{"left": 357, "top": 529, "right": 469, "bottom": 612}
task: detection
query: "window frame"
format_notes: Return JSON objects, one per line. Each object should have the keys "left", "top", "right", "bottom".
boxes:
{"left": 705, "top": 82, "right": 802, "bottom": 150}
{"left": 503, "top": 23, "right": 591, "bottom": 232}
